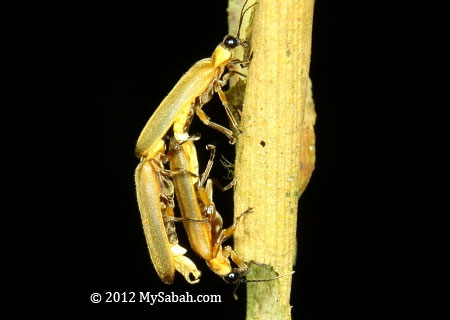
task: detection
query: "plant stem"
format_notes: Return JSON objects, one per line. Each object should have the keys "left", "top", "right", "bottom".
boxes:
{"left": 227, "top": 0, "right": 316, "bottom": 319}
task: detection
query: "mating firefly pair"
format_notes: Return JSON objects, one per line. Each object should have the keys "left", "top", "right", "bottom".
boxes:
{"left": 134, "top": 1, "right": 257, "bottom": 286}
{"left": 135, "top": 135, "right": 250, "bottom": 285}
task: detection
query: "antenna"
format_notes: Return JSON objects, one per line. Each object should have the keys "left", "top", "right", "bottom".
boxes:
{"left": 236, "top": 0, "right": 258, "bottom": 39}
{"left": 231, "top": 267, "right": 295, "bottom": 300}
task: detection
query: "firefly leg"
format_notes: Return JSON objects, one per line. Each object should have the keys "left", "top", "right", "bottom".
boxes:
{"left": 195, "top": 108, "right": 236, "bottom": 144}
{"left": 200, "top": 145, "right": 235, "bottom": 191}
{"left": 198, "top": 144, "right": 216, "bottom": 188}
{"left": 213, "top": 81, "right": 243, "bottom": 134}
{"left": 194, "top": 71, "right": 241, "bottom": 141}
{"left": 211, "top": 208, "right": 253, "bottom": 256}
{"left": 227, "top": 53, "right": 253, "bottom": 69}
{"left": 211, "top": 178, "right": 236, "bottom": 192}
{"left": 223, "top": 246, "right": 248, "bottom": 270}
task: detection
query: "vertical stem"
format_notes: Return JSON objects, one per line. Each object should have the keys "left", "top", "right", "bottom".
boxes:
{"left": 229, "top": 0, "right": 315, "bottom": 319}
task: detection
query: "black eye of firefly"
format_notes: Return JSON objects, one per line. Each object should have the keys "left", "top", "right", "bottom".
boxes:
{"left": 223, "top": 36, "right": 239, "bottom": 49}
{"left": 224, "top": 272, "right": 240, "bottom": 284}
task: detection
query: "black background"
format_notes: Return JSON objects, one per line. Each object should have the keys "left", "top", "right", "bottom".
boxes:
{"left": 15, "top": 0, "right": 432, "bottom": 319}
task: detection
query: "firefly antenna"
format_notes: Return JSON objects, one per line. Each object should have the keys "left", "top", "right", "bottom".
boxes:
{"left": 245, "top": 270, "right": 295, "bottom": 283}
{"left": 236, "top": 0, "right": 258, "bottom": 39}
{"left": 232, "top": 269, "right": 295, "bottom": 300}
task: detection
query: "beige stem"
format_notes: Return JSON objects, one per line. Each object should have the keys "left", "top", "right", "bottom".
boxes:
{"left": 228, "top": 0, "right": 316, "bottom": 319}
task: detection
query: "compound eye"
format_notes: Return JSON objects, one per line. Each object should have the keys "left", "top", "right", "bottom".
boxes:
{"left": 223, "top": 35, "right": 239, "bottom": 49}
{"left": 224, "top": 271, "right": 240, "bottom": 284}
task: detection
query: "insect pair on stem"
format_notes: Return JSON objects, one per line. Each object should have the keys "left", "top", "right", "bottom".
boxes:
{"left": 136, "top": 133, "right": 285, "bottom": 299}
{"left": 135, "top": 132, "right": 251, "bottom": 286}
{"left": 134, "top": 0, "right": 290, "bottom": 298}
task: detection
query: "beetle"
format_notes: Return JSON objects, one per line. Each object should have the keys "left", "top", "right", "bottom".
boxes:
{"left": 135, "top": 150, "right": 201, "bottom": 284}
{"left": 135, "top": 0, "right": 257, "bottom": 161}
{"left": 134, "top": 0, "right": 256, "bottom": 284}
{"left": 167, "top": 137, "right": 252, "bottom": 281}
